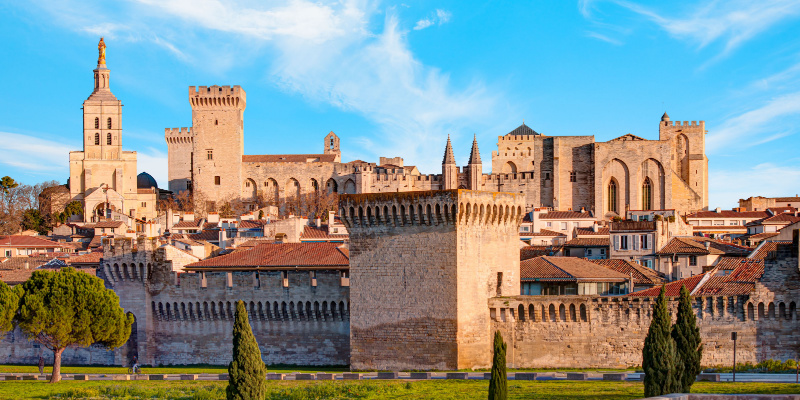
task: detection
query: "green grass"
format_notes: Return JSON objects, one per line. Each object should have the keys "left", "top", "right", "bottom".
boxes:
{"left": 0, "top": 380, "right": 797, "bottom": 400}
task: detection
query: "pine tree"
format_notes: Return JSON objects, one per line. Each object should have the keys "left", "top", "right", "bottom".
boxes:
{"left": 672, "top": 285, "right": 702, "bottom": 393}
{"left": 227, "top": 301, "right": 266, "bottom": 400}
{"left": 488, "top": 331, "right": 507, "bottom": 400}
{"left": 643, "top": 285, "right": 678, "bottom": 397}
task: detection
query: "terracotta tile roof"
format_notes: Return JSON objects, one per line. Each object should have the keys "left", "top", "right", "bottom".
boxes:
{"left": 190, "top": 230, "right": 220, "bottom": 242}
{"left": 185, "top": 242, "right": 349, "bottom": 270}
{"left": 521, "top": 256, "right": 628, "bottom": 282}
{"left": 589, "top": 259, "right": 664, "bottom": 286}
{"left": 520, "top": 246, "right": 562, "bottom": 260}
{"left": 173, "top": 220, "right": 202, "bottom": 229}
{"left": 69, "top": 252, "right": 103, "bottom": 265}
{"left": 694, "top": 275, "right": 754, "bottom": 296}
{"left": 0, "top": 267, "right": 96, "bottom": 286}
{"left": 629, "top": 273, "right": 706, "bottom": 297}
{"left": 239, "top": 220, "right": 267, "bottom": 229}
{"left": 746, "top": 213, "right": 800, "bottom": 226}
{"left": 724, "top": 260, "right": 764, "bottom": 283}
{"left": 656, "top": 237, "right": 750, "bottom": 256}
{"left": 749, "top": 241, "right": 790, "bottom": 260}
{"left": 237, "top": 239, "right": 275, "bottom": 249}
{"left": 300, "top": 226, "right": 348, "bottom": 241}
{"left": 88, "top": 235, "right": 104, "bottom": 249}
{"left": 563, "top": 238, "right": 610, "bottom": 247}
{"left": 691, "top": 225, "right": 748, "bottom": 231}
{"left": 773, "top": 196, "right": 800, "bottom": 202}
{"left": 539, "top": 211, "right": 594, "bottom": 219}
{"left": 715, "top": 257, "right": 749, "bottom": 270}
{"left": 528, "top": 229, "right": 567, "bottom": 237}
{"left": 766, "top": 207, "right": 797, "bottom": 214}
{"left": 0, "top": 236, "right": 63, "bottom": 248}
{"left": 743, "top": 232, "right": 779, "bottom": 241}
{"left": 95, "top": 221, "right": 125, "bottom": 228}
{"left": 611, "top": 221, "right": 656, "bottom": 232}
{"left": 0, "top": 256, "right": 53, "bottom": 269}
{"left": 686, "top": 210, "right": 769, "bottom": 219}
{"left": 203, "top": 222, "right": 218, "bottom": 230}
{"left": 575, "top": 227, "right": 610, "bottom": 236}
{"left": 242, "top": 154, "right": 337, "bottom": 163}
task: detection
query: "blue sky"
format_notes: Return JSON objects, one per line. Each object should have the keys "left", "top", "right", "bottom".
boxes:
{"left": 1, "top": 0, "right": 800, "bottom": 208}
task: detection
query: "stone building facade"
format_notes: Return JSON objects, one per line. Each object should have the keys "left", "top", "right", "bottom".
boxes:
{"left": 166, "top": 80, "right": 709, "bottom": 217}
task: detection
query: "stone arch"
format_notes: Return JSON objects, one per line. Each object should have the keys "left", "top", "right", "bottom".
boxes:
{"left": 580, "top": 304, "right": 588, "bottom": 322}
{"left": 281, "top": 301, "right": 288, "bottom": 319}
{"left": 265, "top": 178, "right": 279, "bottom": 204}
{"left": 435, "top": 203, "right": 442, "bottom": 224}
{"left": 331, "top": 301, "right": 337, "bottom": 318}
{"left": 181, "top": 303, "right": 187, "bottom": 320}
{"left": 203, "top": 302, "right": 210, "bottom": 320}
{"left": 287, "top": 178, "right": 301, "bottom": 199}
{"left": 158, "top": 302, "right": 164, "bottom": 320}
{"left": 768, "top": 302, "right": 776, "bottom": 319}
{"left": 548, "top": 304, "right": 556, "bottom": 322}
{"left": 780, "top": 302, "right": 787, "bottom": 320}
{"left": 602, "top": 159, "right": 629, "bottom": 216}
{"left": 559, "top": 304, "right": 567, "bottom": 321}
{"left": 343, "top": 179, "right": 356, "bottom": 194}
{"left": 502, "top": 161, "right": 518, "bottom": 174}
{"left": 640, "top": 158, "right": 666, "bottom": 210}
{"left": 426, "top": 204, "right": 433, "bottom": 225}
{"left": 340, "top": 301, "right": 346, "bottom": 316}
{"left": 528, "top": 304, "right": 536, "bottom": 321}
{"left": 310, "top": 178, "right": 319, "bottom": 195}
{"left": 314, "top": 301, "right": 320, "bottom": 318}
{"left": 518, "top": 304, "right": 525, "bottom": 321}
{"left": 244, "top": 178, "right": 257, "bottom": 200}
{"left": 791, "top": 302, "right": 797, "bottom": 320}
{"left": 289, "top": 301, "right": 296, "bottom": 319}
{"left": 165, "top": 303, "right": 172, "bottom": 320}
{"left": 758, "top": 302, "right": 765, "bottom": 319}
{"left": 569, "top": 304, "right": 577, "bottom": 322}
{"left": 326, "top": 178, "right": 338, "bottom": 194}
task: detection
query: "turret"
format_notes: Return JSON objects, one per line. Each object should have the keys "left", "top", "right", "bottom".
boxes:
{"left": 441, "top": 135, "right": 458, "bottom": 190}
{"left": 467, "top": 135, "right": 482, "bottom": 190}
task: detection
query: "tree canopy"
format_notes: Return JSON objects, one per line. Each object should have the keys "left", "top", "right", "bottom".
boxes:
{"left": 227, "top": 300, "right": 266, "bottom": 400}
{"left": 16, "top": 267, "right": 132, "bottom": 382}
{"left": 0, "top": 281, "right": 19, "bottom": 334}
{"left": 488, "top": 330, "right": 508, "bottom": 400}
{"left": 673, "top": 285, "right": 703, "bottom": 392}
{"left": 643, "top": 285, "right": 680, "bottom": 397}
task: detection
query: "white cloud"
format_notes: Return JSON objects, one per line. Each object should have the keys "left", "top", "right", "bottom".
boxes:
{"left": 710, "top": 163, "right": 800, "bottom": 208}
{"left": 137, "top": 147, "right": 169, "bottom": 188}
{"left": 0, "top": 132, "right": 73, "bottom": 174}
{"left": 707, "top": 91, "right": 800, "bottom": 152}
{"left": 414, "top": 8, "right": 452, "bottom": 30}
{"left": 614, "top": 0, "right": 800, "bottom": 56}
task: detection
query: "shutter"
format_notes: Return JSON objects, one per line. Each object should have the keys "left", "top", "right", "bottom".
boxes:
{"left": 614, "top": 235, "right": 619, "bottom": 250}
{"left": 633, "top": 235, "right": 638, "bottom": 250}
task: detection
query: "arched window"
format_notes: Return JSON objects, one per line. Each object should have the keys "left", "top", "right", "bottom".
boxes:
{"left": 94, "top": 117, "right": 99, "bottom": 129}
{"left": 642, "top": 178, "right": 652, "bottom": 210}
{"left": 94, "top": 133, "right": 99, "bottom": 145}
{"left": 608, "top": 180, "right": 618, "bottom": 213}
{"left": 107, "top": 118, "right": 112, "bottom": 129}
{"left": 107, "top": 133, "right": 112, "bottom": 145}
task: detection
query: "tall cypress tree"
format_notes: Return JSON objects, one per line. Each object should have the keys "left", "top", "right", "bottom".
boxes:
{"left": 643, "top": 286, "right": 678, "bottom": 397}
{"left": 672, "top": 285, "right": 702, "bottom": 393}
{"left": 227, "top": 301, "right": 266, "bottom": 400}
{"left": 488, "top": 330, "right": 507, "bottom": 400}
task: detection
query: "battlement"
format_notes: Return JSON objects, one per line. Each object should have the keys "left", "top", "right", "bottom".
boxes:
{"left": 662, "top": 120, "right": 705, "bottom": 128}
{"left": 339, "top": 189, "right": 525, "bottom": 228}
{"left": 498, "top": 134, "right": 540, "bottom": 141}
{"left": 483, "top": 172, "right": 536, "bottom": 181}
{"left": 188, "top": 85, "right": 246, "bottom": 108}
{"left": 164, "top": 127, "right": 193, "bottom": 144}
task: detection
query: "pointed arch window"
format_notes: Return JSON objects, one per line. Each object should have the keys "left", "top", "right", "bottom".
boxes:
{"left": 94, "top": 117, "right": 99, "bottom": 129}
{"left": 107, "top": 133, "right": 112, "bottom": 145}
{"left": 608, "top": 180, "right": 618, "bottom": 214}
{"left": 642, "top": 178, "right": 652, "bottom": 210}
{"left": 107, "top": 118, "right": 112, "bottom": 129}
{"left": 94, "top": 133, "right": 100, "bottom": 145}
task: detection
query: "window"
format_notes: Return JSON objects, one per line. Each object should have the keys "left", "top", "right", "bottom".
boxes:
{"left": 330, "top": 137, "right": 334, "bottom": 149}
{"left": 620, "top": 235, "right": 629, "bottom": 250}
{"left": 730, "top": 221, "right": 739, "bottom": 225}
{"left": 587, "top": 249, "right": 593, "bottom": 256}
{"left": 141, "top": 202, "right": 146, "bottom": 207}
{"left": 245, "top": 181, "right": 250, "bottom": 187}
{"left": 608, "top": 180, "right": 618, "bottom": 213}
{"left": 544, "top": 172, "right": 550, "bottom": 180}
{"left": 689, "top": 255, "right": 697, "bottom": 266}
{"left": 642, "top": 178, "right": 652, "bottom": 210}
{"left": 521, "top": 226, "right": 529, "bottom": 232}
{"left": 94, "top": 133, "right": 99, "bottom": 145}
{"left": 496, "top": 272, "right": 503, "bottom": 296}
{"left": 560, "top": 222, "right": 567, "bottom": 230}
{"left": 713, "top": 220, "right": 724, "bottom": 226}
{"left": 107, "top": 118, "right": 112, "bottom": 129}
{"left": 600, "top": 248, "right": 606, "bottom": 255}
{"left": 214, "top": 176, "right": 221, "bottom": 185}
{"left": 207, "top": 150, "right": 213, "bottom": 160}
{"left": 186, "top": 181, "right": 192, "bottom": 191}
{"left": 107, "top": 133, "right": 112, "bottom": 145}
{"left": 94, "top": 117, "right": 99, "bottom": 129}
{"left": 214, "top": 119, "right": 218, "bottom": 125}
{"left": 570, "top": 171, "right": 576, "bottom": 182}
{"left": 640, "top": 234, "right": 649, "bottom": 250}
{"left": 546, "top": 222, "right": 552, "bottom": 227}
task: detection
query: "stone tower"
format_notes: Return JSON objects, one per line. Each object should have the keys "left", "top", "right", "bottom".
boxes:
{"left": 324, "top": 131, "right": 341, "bottom": 161}
{"left": 467, "top": 135, "right": 482, "bottom": 190}
{"left": 164, "top": 127, "right": 193, "bottom": 194}
{"left": 441, "top": 136, "right": 458, "bottom": 190}
{"left": 658, "top": 112, "right": 708, "bottom": 211}
{"left": 342, "top": 190, "right": 524, "bottom": 370}
{"left": 69, "top": 38, "right": 138, "bottom": 220}
{"left": 188, "top": 85, "right": 246, "bottom": 211}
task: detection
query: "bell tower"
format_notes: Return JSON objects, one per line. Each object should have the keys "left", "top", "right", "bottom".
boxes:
{"left": 82, "top": 37, "right": 122, "bottom": 161}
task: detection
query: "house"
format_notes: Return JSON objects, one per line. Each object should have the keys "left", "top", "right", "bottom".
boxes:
{"left": 739, "top": 212, "right": 800, "bottom": 247}
{"left": 654, "top": 237, "right": 750, "bottom": 281}
{"left": 629, "top": 260, "right": 762, "bottom": 298}
{"left": 520, "top": 245, "right": 563, "bottom": 261}
{"left": 93, "top": 220, "right": 129, "bottom": 237}
{"left": 589, "top": 258, "right": 665, "bottom": 292}
{"left": 739, "top": 195, "right": 800, "bottom": 211}
{"left": 610, "top": 217, "right": 692, "bottom": 269}
{"left": 685, "top": 208, "right": 768, "bottom": 240}
{"left": 520, "top": 256, "right": 631, "bottom": 296}
{"left": 562, "top": 238, "right": 609, "bottom": 259}
{"left": 522, "top": 229, "right": 567, "bottom": 246}
{"left": 527, "top": 208, "right": 596, "bottom": 241}
{"left": 0, "top": 236, "right": 67, "bottom": 257}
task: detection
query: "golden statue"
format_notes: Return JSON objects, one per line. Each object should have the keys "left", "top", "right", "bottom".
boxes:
{"left": 98, "top": 37, "right": 106, "bottom": 64}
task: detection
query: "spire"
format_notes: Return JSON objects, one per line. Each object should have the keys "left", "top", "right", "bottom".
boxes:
{"left": 661, "top": 111, "right": 670, "bottom": 121}
{"left": 98, "top": 37, "right": 106, "bottom": 66}
{"left": 468, "top": 134, "right": 481, "bottom": 165}
{"left": 442, "top": 135, "right": 456, "bottom": 165}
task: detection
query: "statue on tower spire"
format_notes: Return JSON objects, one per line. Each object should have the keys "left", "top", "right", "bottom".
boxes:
{"left": 98, "top": 37, "right": 106, "bottom": 65}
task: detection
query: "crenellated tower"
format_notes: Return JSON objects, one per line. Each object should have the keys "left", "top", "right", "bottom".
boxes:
{"left": 658, "top": 112, "right": 708, "bottom": 211}
{"left": 164, "top": 127, "right": 193, "bottom": 194}
{"left": 188, "top": 85, "right": 246, "bottom": 211}
{"left": 441, "top": 135, "right": 458, "bottom": 190}
{"left": 342, "top": 189, "right": 524, "bottom": 370}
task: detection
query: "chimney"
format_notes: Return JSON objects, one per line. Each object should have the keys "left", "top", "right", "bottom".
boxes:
{"left": 580, "top": 207, "right": 586, "bottom": 213}
{"left": 715, "top": 207, "right": 721, "bottom": 213}
{"left": 315, "top": 218, "right": 321, "bottom": 227}
{"left": 592, "top": 223, "right": 598, "bottom": 233}
{"left": 704, "top": 241, "right": 710, "bottom": 250}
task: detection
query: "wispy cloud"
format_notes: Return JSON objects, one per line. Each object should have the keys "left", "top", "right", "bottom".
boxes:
{"left": 414, "top": 9, "right": 452, "bottom": 30}
{"left": 586, "top": 31, "right": 622, "bottom": 45}
{"left": 137, "top": 147, "right": 169, "bottom": 187}
{"left": 0, "top": 132, "right": 73, "bottom": 174}
{"left": 707, "top": 91, "right": 800, "bottom": 152}
{"left": 710, "top": 162, "right": 800, "bottom": 208}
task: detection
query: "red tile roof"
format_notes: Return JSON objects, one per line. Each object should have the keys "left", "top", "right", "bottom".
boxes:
{"left": 69, "top": 252, "right": 103, "bottom": 265}
{"left": 300, "top": 226, "right": 348, "bottom": 241}
{"left": 589, "top": 259, "right": 664, "bottom": 286}
{"left": 242, "top": 154, "right": 337, "bottom": 163}
{"left": 746, "top": 213, "right": 800, "bottom": 226}
{"left": 190, "top": 230, "right": 221, "bottom": 241}
{"left": 743, "top": 232, "right": 779, "bottom": 241}
{"left": 575, "top": 227, "right": 610, "bottom": 236}
{"left": 95, "top": 221, "right": 125, "bottom": 228}
{"left": 521, "top": 256, "right": 628, "bottom": 282}
{"left": 563, "top": 238, "right": 610, "bottom": 247}
{"left": 185, "top": 242, "right": 349, "bottom": 270}
{"left": 173, "top": 220, "right": 202, "bottom": 229}
{"left": 749, "top": 241, "right": 790, "bottom": 260}
{"left": 656, "top": 237, "right": 750, "bottom": 256}
{"left": 0, "top": 267, "right": 97, "bottom": 286}
{"left": 724, "top": 260, "right": 764, "bottom": 283}
{"left": 539, "top": 211, "right": 594, "bottom": 219}
{"left": 773, "top": 196, "right": 800, "bottom": 202}
{"left": 528, "top": 229, "right": 567, "bottom": 237}
{"left": 686, "top": 210, "right": 769, "bottom": 219}
{"left": 239, "top": 220, "right": 267, "bottom": 229}
{"left": 0, "top": 236, "right": 63, "bottom": 248}
{"left": 694, "top": 275, "right": 754, "bottom": 296}
{"left": 520, "top": 246, "right": 562, "bottom": 260}
{"left": 629, "top": 273, "right": 706, "bottom": 297}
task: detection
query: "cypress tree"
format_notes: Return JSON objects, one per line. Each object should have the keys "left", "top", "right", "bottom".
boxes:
{"left": 643, "top": 285, "right": 678, "bottom": 397}
{"left": 227, "top": 301, "right": 266, "bottom": 400}
{"left": 488, "top": 330, "right": 507, "bottom": 400}
{"left": 672, "top": 285, "right": 702, "bottom": 393}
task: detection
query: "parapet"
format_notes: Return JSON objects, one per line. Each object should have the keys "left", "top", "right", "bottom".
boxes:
{"left": 165, "top": 127, "right": 193, "bottom": 144}
{"left": 338, "top": 189, "right": 525, "bottom": 229}
{"left": 662, "top": 120, "right": 705, "bottom": 129}
{"left": 188, "top": 85, "right": 246, "bottom": 109}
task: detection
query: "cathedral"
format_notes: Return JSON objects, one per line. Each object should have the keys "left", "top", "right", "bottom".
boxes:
{"left": 68, "top": 39, "right": 159, "bottom": 222}
{"left": 165, "top": 86, "right": 709, "bottom": 217}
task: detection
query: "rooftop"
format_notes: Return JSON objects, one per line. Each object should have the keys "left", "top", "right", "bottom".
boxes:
{"left": 184, "top": 242, "right": 349, "bottom": 270}
{"left": 520, "top": 256, "right": 629, "bottom": 282}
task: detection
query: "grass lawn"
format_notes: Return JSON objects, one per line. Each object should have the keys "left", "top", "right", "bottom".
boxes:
{"left": 0, "top": 380, "right": 798, "bottom": 400}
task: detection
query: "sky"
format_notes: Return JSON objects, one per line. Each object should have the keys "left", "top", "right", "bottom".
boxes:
{"left": 1, "top": 0, "right": 800, "bottom": 209}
